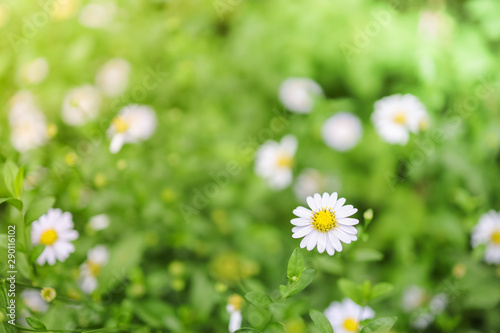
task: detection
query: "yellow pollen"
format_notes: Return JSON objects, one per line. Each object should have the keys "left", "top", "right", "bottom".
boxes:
{"left": 276, "top": 154, "right": 293, "bottom": 168}
{"left": 491, "top": 231, "right": 500, "bottom": 244}
{"left": 40, "top": 229, "right": 58, "bottom": 245}
{"left": 113, "top": 117, "right": 129, "bottom": 133}
{"left": 88, "top": 261, "right": 101, "bottom": 277}
{"left": 312, "top": 209, "right": 337, "bottom": 232}
{"left": 343, "top": 318, "right": 359, "bottom": 332}
{"left": 393, "top": 111, "right": 407, "bottom": 125}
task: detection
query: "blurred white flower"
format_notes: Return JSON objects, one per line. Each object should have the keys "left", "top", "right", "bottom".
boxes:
{"left": 79, "top": 2, "right": 116, "bottom": 29}
{"left": 80, "top": 245, "right": 110, "bottom": 294}
{"left": 279, "top": 77, "right": 323, "bottom": 113}
{"left": 107, "top": 104, "right": 157, "bottom": 154}
{"left": 226, "top": 295, "right": 243, "bottom": 333}
{"left": 472, "top": 210, "right": 500, "bottom": 264}
{"left": 324, "top": 298, "right": 375, "bottom": 333}
{"left": 21, "top": 290, "right": 49, "bottom": 313}
{"left": 293, "top": 169, "right": 341, "bottom": 201}
{"left": 16, "top": 58, "right": 49, "bottom": 85}
{"left": 89, "top": 214, "right": 110, "bottom": 231}
{"left": 95, "top": 58, "right": 131, "bottom": 97}
{"left": 8, "top": 91, "right": 48, "bottom": 153}
{"left": 291, "top": 192, "right": 358, "bottom": 256}
{"left": 402, "top": 285, "right": 427, "bottom": 312}
{"left": 412, "top": 312, "right": 434, "bottom": 330}
{"left": 255, "top": 135, "right": 297, "bottom": 190}
{"left": 430, "top": 293, "right": 448, "bottom": 315}
{"left": 31, "top": 208, "right": 79, "bottom": 265}
{"left": 62, "top": 85, "right": 101, "bottom": 126}
{"left": 371, "top": 94, "right": 428, "bottom": 145}
{"left": 322, "top": 112, "right": 363, "bottom": 151}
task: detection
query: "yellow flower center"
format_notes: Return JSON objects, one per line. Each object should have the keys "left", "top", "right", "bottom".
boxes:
{"left": 88, "top": 261, "right": 101, "bottom": 277}
{"left": 491, "top": 231, "right": 500, "bottom": 244}
{"left": 312, "top": 209, "right": 337, "bottom": 232}
{"left": 343, "top": 318, "right": 359, "bottom": 332}
{"left": 40, "top": 229, "right": 58, "bottom": 245}
{"left": 228, "top": 294, "right": 244, "bottom": 310}
{"left": 113, "top": 117, "right": 129, "bottom": 133}
{"left": 393, "top": 111, "right": 407, "bottom": 125}
{"left": 276, "top": 154, "right": 293, "bottom": 168}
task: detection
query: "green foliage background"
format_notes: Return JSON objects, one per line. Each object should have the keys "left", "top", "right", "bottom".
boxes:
{"left": 1, "top": 0, "right": 500, "bottom": 332}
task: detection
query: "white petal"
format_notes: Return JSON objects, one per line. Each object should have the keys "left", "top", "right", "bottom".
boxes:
{"left": 291, "top": 218, "right": 311, "bottom": 226}
{"left": 325, "top": 238, "right": 336, "bottom": 256}
{"left": 321, "top": 192, "right": 329, "bottom": 208}
{"left": 338, "top": 225, "right": 358, "bottom": 235}
{"left": 306, "top": 231, "right": 319, "bottom": 251}
{"left": 327, "top": 192, "right": 338, "bottom": 209}
{"left": 307, "top": 196, "right": 318, "bottom": 211}
{"left": 328, "top": 231, "right": 343, "bottom": 252}
{"left": 293, "top": 206, "right": 313, "bottom": 219}
{"left": 292, "top": 226, "right": 313, "bottom": 239}
{"left": 337, "top": 218, "right": 359, "bottom": 226}
{"left": 333, "top": 228, "right": 352, "bottom": 244}
{"left": 336, "top": 207, "right": 357, "bottom": 219}
{"left": 314, "top": 193, "right": 322, "bottom": 209}
{"left": 334, "top": 197, "right": 346, "bottom": 211}
{"left": 317, "top": 233, "right": 327, "bottom": 253}
{"left": 300, "top": 232, "right": 313, "bottom": 248}
{"left": 110, "top": 133, "right": 125, "bottom": 154}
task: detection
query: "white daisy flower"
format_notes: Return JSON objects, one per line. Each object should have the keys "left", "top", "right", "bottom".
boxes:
{"left": 255, "top": 135, "right": 297, "bottom": 190}
{"left": 62, "top": 85, "right": 101, "bottom": 126}
{"left": 471, "top": 210, "right": 500, "bottom": 264}
{"left": 16, "top": 58, "right": 49, "bottom": 85}
{"left": 79, "top": 2, "right": 116, "bottom": 29}
{"left": 371, "top": 94, "right": 428, "bottom": 145}
{"left": 8, "top": 92, "right": 48, "bottom": 153}
{"left": 21, "top": 290, "right": 49, "bottom": 313}
{"left": 324, "top": 298, "right": 375, "bottom": 333}
{"left": 291, "top": 192, "right": 358, "bottom": 255}
{"left": 226, "top": 294, "right": 243, "bottom": 333}
{"left": 31, "top": 208, "right": 79, "bottom": 265}
{"left": 95, "top": 58, "right": 131, "bottom": 97}
{"left": 88, "top": 214, "right": 110, "bottom": 231}
{"left": 107, "top": 104, "right": 157, "bottom": 154}
{"left": 402, "top": 285, "right": 427, "bottom": 312}
{"left": 79, "top": 245, "right": 110, "bottom": 294}
{"left": 322, "top": 112, "right": 363, "bottom": 151}
{"left": 279, "top": 77, "right": 323, "bottom": 113}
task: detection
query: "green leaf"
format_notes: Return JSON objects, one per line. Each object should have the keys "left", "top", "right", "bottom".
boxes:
{"left": 370, "top": 283, "right": 393, "bottom": 301}
{"left": 30, "top": 245, "right": 45, "bottom": 264}
{"left": 284, "top": 268, "right": 316, "bottom": 298}
{"left": 234, "top": 328, "right": 262, "bottom": 333}
{"left": 310, "top": 309, "right": 334, "bottom": 333}
{"left": 338, "top": 279, "right": 362, "bottom": 304}
{"left": 3, "top": 161, "right": 18, "bottom": 198}
{"left": 353, "top": 249, "right": 384, "bottom": 262}
{"left": 287, "top": 248, "right": 305, "bottom": 282}
{"left": 245, "top": 291, "right": 272, "bottom": 309}
{"left": 361, "top": 280, "right": 372, "bottom": 300}
{"left": 26, "top": 317, "right": 47, "bottom": 330}
{"left": 360, "top": 317, "right": 397, "bottom": 333}
{"left": 17, "top": 253, "right": 32, "bottom": 279}
{"left": 25, "top": 197, "right": 56, "bottom": 226}
{"left": 14, "top": 165, "right": 24, "bottom": 199}
{"left": 0, "top": 198, "right": 23, "bottom": 211}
